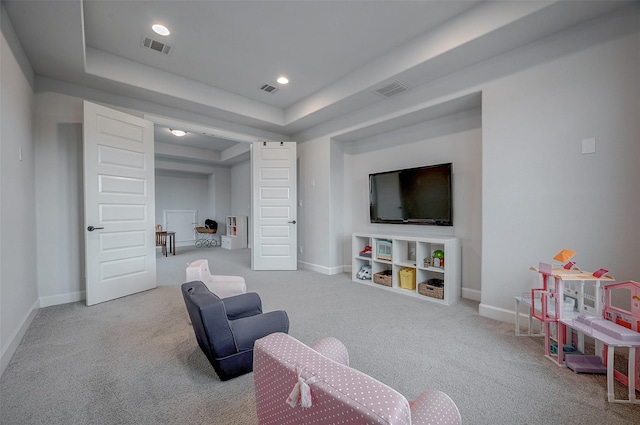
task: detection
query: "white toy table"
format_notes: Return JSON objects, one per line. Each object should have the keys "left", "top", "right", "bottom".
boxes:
{"left": 514, "top": 296, "right": 544, "bottom": 336}
{"left": 560, "top": 316, "right": 640, "bottom": 404}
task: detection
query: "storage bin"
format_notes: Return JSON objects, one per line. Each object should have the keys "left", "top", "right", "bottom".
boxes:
{"left": 399, "top": 268, "right": 416, "bottom": 290}
{"left": 418, "top": 278, "right": 444, "bottom": 299}
{"left": 373, "top": 270, "right": 392, "bottom": 287}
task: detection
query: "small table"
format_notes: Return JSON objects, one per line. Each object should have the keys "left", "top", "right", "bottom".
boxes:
{"left": 166, "top": 231, "right": 176, "bottom": 255}
{"left": 560, "top": 317, "right": 640, "bottom": 404}
{"left": 514, "top": 296, "right": 544, "bottom": 336}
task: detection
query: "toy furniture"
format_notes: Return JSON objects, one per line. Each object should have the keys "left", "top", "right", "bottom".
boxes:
{"left": 181, "top": 281, "right": 289, "bottom": 381}
{"left": 560, "top": 312, "right": 640, "bottom": 403}
{"left": 155, "top": 231, "right": 168, "bottom": 256}
{"left": 194, "top": 219, "right": 218, "bottom": 247}
{"left": 602, "top": 281, "right": 640, "bottom": 400}
{"left": 558, "top": 282, "right": 640, "bottom": 403}
{"left": 603, "top": 280, "right": 640, "bottom": 333}
{"left": 186, "top": 259, "right": 246, "bottom": 298}
{"left": 529, "top": 264, "right": 614, "bottom": 365}
{"left": 253, "top": 332, "right": 461, "bottom": 425}
{"left": 352, "top": 233, "right": 461, "bottom": 306}
{"left": 221, "top": 215, "right": 247, "bottom": 250}
{"left": 376, "top": 239, "right": 393, "bottom": 261}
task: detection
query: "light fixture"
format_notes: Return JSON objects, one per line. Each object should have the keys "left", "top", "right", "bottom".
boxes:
{"left": 170, "top": 129, "right": 186, "bottom": 137}
{"left": 276, "top": 76, "right": 289, "bottom": 85}
{"left": 152, "top": 24, "right": 170, "bottom": 36}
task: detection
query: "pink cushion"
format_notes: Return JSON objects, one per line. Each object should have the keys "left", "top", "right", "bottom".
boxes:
{"left": 311, "top": 337, "right": 349, "bottom": 366}
{"left": 254, "top": 333, "right": 460, "bottom": 425}
{"left": 410, "top": 390, "right": 461, "bottom": 425}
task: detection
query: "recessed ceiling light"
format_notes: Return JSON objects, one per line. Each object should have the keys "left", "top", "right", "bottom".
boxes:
{"left": 152, "top": 24, "right": 170, "bottom": 36}
{"left": 276, "top": 76, "right": 289, "bottom": 85}
{"left": 170, "top": 129, "right": 186, "bottom": 137}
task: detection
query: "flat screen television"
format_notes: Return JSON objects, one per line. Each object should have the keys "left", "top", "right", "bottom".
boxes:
{"left": 369, "top": 162, "right": 453, "bottom": 226}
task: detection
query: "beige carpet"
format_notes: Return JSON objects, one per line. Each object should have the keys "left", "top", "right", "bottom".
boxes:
{"left": 1, "top": 246, "right": 638, "bottom": 424}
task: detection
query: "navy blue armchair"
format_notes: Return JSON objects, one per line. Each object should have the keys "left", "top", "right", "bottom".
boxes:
{"left": 181, "top": 280, "right": 289, "bottom": 381}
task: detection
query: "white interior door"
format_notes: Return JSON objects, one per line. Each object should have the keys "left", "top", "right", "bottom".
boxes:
{"left": 83, "top": 101, "right": 156, "bottom": 306}
{"left": 251, "top": 141, "right": 297, "bottom": 270}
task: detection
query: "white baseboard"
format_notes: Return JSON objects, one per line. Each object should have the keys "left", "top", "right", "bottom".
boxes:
{"left": 479, "top": 302, "right": 516, "bottom": 324}
{"left": 298, "top": 261, "right": 347, "bottom": 275}
{"left": 461, "top": 287, "right": 481, "bottom": 302}
{"left": 1, "top": 299, "right": 39, "bottom": 377}
{"left": 39, "top": 291, "right": 85, "bottom": 308}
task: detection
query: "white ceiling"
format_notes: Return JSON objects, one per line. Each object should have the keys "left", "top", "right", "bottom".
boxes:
{"left": 3, "top": 0, "right": 631, "bottom": 169}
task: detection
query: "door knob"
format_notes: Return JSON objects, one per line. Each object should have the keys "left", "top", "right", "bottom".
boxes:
{"left": 288, "top": 220, "right": 297, "bottom": 224}
{"left": 87, "top": 226, "right": 104, "bottom": 232}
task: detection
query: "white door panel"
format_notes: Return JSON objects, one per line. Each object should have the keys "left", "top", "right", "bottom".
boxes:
{"left": 251, "top": 142, "right": 297, "bottom": 270}
{"left": 83, "top": 101, "right": 156, "bottom": 306}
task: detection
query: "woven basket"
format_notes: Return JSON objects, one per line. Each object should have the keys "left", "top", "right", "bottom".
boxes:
{"left": 373, "top": 270, "right": 392, "bottom": 287}
{"left": 195, "top": 227, "right": 217, "bottom": 234}
{"left": 418, "top": 281, "right": 444, "bottom": 299}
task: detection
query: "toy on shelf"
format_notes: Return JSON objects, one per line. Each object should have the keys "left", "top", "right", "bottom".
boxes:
{"left": 359, "top": 245, "right": 372, "bottom": 258}
{"left": 357, "top": 265, "right": 372, "bottom": 280}
{"left": 432, "top": 249, "right": 445, "bottom": 268}
{"left": 376, "top": 240, "right": 392, "bottom": 261}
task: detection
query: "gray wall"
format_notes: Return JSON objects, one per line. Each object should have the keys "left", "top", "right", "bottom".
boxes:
{"left": 155, "top": 173, "right": 210, "bottom": 228}
{"left": 293, "top": 7, "right": 640, "bottom": 323}
{"left": 231, "top": 160, "right": 251, "bottom": 245}
{"left": 231, "top": 160, "right": 251, "bottom": 218}
{"left": 479, "top": 9, "right": 640, "bottom": 321}
{"left": 1, "top": 5, "right": 38, "bottom": 374}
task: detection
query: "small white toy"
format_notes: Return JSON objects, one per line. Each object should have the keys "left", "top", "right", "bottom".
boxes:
{"left": 357, "top": 265, "right": 372, "bottom": 280}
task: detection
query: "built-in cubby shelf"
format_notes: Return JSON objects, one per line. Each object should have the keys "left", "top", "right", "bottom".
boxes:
{"left": 221, "top": 215, "right": 247, "bottom": 250}
{"left": 352, "top": 233, "right": 460, "bottom": 305}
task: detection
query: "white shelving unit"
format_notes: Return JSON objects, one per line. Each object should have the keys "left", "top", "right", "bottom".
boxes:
{"left": 221, "top": 215, "right": 247, "bottom": 250}
{"left": 352, "top": 233, "right": 461, "bottom": 305}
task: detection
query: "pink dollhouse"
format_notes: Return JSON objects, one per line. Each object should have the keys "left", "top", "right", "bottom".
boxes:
{"left": 603, "top": 280, "right": 640, "bottom": 332}
{"left": 601, "top": 281, "right": 640, "bottom": 397}
{"left": 559, "top": 280, "right": 640, "bottom": 404}
{"left": 524, "top": 251, "right": 640, "bottom": 403}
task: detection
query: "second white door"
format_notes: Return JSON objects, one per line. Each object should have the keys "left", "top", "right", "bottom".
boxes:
{"left": 251, "top": 142, "right": 297, "bottom": 270}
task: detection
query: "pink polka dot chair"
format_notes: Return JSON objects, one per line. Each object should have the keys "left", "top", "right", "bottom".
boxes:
{"left": 254, "top": 332, "right": 461, "bottom": 425}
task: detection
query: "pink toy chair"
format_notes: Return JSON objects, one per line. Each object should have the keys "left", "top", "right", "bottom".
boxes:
{"left": 253, "top": 333, "right": 461, "bottom": 425}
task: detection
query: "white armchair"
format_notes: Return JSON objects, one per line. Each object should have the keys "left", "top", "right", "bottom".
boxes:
{"left": 185, "top": 259, "right": 246, "bottom": 298}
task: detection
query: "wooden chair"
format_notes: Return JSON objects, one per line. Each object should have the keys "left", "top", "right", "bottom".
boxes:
{"left": 156, "top": 231, "right": 168, "bottom": 256}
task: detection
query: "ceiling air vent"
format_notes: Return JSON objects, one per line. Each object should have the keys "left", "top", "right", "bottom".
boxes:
{"left": 372, "top": 80, "right": 410, "bottom": 99}
{"left": 259, "top": 84, "right": 279, "bottom": 94}
{"left": 141, "top": 36, "right": 172, "bottom": 55}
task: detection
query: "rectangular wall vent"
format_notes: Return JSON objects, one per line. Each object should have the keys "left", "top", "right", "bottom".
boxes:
{"left": 259, "top": 84, "right": 278, "bottom": 94}
{"left": 372, "top": 80, "right": 410, "bottom": 98}
{"left": 141, "top": 37, "right": 172, "bottom": 55}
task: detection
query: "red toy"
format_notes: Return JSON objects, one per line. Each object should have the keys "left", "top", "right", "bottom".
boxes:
{"left": 359, "top": 245, "right": 372, "bottom": 257}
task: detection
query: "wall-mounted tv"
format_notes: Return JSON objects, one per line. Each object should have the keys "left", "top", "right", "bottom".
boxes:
{"left": 369, "top": 162, "right": 453, "bottom": 226}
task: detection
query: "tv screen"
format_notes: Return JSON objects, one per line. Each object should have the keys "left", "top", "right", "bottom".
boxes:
{"left": 369, "top": 163, "right": 452, "bottom": 226}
